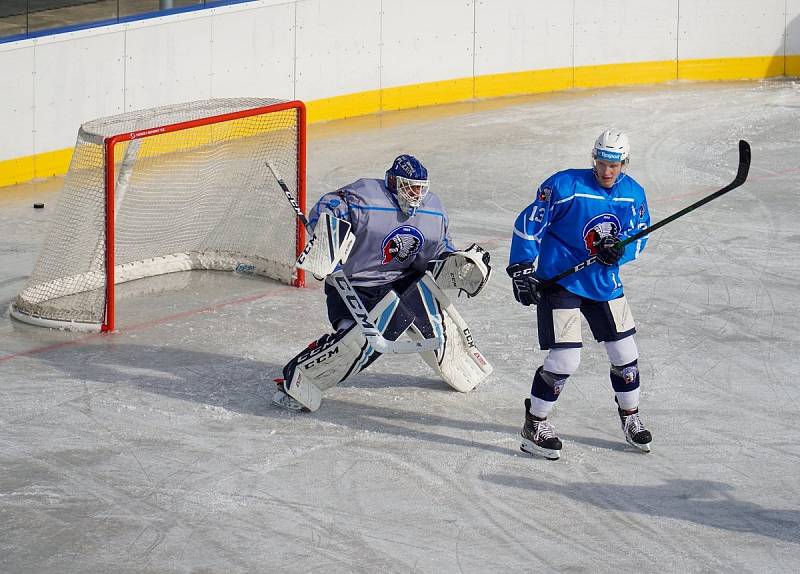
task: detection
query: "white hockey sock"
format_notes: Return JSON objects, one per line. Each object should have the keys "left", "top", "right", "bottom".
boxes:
{"left": 529, "top": 396, "right": 556, "bottom": 419}
{"left": 615, "top": 388, "right": 640, "bottom": 411}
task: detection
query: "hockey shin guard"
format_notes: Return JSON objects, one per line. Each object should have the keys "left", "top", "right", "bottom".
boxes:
{"left": 531, "top": 366, "right": 570, "bottom": 402}
{"left": 610, "top": 359, "right": 640, "bottom": 411}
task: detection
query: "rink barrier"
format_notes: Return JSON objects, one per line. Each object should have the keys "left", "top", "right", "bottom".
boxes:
{"left": 3, "top": 55, "right": 796, "bottom": 188}
{"left": 1, "top": 0, "right": 799, "bottom": 188}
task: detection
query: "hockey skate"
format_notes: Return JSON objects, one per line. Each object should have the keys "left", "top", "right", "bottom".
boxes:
{"left": 520, "top": 398, "right": 562, "bottom": 460}
{"left": 618, "top": 408, "right": 652, "bottom": 452}
{"left": 271, "top": 379, "right": 308, "bottom": 412}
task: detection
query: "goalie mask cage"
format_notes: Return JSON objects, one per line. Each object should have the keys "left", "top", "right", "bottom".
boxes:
{"left": 11, "top": 98, "right": 306, "bottom": 332}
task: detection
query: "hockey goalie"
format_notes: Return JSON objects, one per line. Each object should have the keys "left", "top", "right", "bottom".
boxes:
{"left": 272, "top": 154, "right": 493, "bottom": 412}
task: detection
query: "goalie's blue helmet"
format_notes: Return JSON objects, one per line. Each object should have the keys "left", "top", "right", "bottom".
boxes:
{"left": 386, "top": 154, "right": 429, "bottom": 216}
{"left": 387, "top": 154, "right": 428, "bottom": 183}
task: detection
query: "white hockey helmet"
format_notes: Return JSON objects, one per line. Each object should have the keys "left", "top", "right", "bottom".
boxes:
{"left": 592, "top": 129, "right": 630, "bottom": 166}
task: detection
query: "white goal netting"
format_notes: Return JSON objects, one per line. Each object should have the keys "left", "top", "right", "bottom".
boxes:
{"left": 12, "top": 98, "right": 305, "bottom": 331}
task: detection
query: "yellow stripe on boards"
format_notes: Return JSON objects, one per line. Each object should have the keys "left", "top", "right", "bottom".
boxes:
{"left": 574, "top": 60, "right": 678, "bottom": 89}
{"left": 305, "top": 90, "right": 382, "bottom": 124}
{"left": 787, "top": 55, "right": 800, "bottom": 77}
{"left": 0, "top": 156, "right": 34, "bottom": 188}
{"left": 2, "top": 54, "right": 799, "bottom": 189}
{"left": 0, "top": 148, "right": 72, "bottom": 188}
{"left": 380, "top": 77, "right": 475, "bottom": 111}
{"left": 678, "top": 56, "right": 785, "bottom": 81}
{"left": 475, "top": 68, "right": 573, "bottom": 99}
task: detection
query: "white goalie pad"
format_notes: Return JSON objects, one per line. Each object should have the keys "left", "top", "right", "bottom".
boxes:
{"left": 408, "top": 273, "right": 493, "bottom": 392}
{"left": 284, "top": 288, "right": 411, "bottom": 411}
{"left": 428, "top": 243, "right": 492, "bottom": 298}
{"left": 295, "top": 213, "right": 356, "bottom": 278}
{"left": 285, "top": 327, "right": 369, "bottom": 412}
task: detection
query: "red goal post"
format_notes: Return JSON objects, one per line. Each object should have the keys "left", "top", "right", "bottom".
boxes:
{"left": 12, "top": 98, "right": 307, "bottom": 332}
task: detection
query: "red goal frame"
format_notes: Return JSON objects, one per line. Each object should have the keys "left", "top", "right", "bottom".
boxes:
{"left": 101, "top": 100, "right": 307, "bottom": 332}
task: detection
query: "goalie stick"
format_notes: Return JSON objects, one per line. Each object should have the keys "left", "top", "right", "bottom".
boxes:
{"left": 540, "top": 139, "right": 751, "bottom": 288}
{"left": 265, "top": 160, "right": 442, "bottom": 355}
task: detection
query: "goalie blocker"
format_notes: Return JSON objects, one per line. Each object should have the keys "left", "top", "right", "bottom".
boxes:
{"left": 295, "top": 212, "right": 356, "bottom": 278}
{"left": 278, "top": 271, "right": 493, "bottom": 412}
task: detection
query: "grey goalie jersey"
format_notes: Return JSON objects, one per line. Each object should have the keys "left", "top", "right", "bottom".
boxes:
{"left": 308, "top": 178, "right": 456, "bottom": 287}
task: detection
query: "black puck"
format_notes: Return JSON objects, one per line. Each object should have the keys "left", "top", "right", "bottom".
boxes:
{"left": 33, "top": 203, "right": 45, "bottom": 209}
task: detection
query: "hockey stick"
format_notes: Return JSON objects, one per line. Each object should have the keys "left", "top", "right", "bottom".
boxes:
{"left": 540, "top": 139, "right": 751, "bottom": 288}
{"left": 265, "top": 160, "right": 442, "bottom": 354}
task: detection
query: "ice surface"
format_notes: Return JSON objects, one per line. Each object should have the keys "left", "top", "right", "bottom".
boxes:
{"left": 1, "top": 80, "right": 799, "bottom": 573}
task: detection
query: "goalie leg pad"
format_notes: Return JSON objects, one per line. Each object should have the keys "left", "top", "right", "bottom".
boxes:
{"left": 407, "top": 273, "right": 493, "bottom": 392}
{"left": 282, "top": 288, "right": 418, "bottom": 411}
{"left": 282, "top": 325, "right": 371, "bottom": 411}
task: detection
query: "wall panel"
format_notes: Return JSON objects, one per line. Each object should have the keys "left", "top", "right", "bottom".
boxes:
{"left": 33, "top": 30, "right": 125, "bottom": 152}
{"left": 380, "top": 0, "right": 474, "bottom": 109}
{"left": 678, "top": 0, "right": 786, "bottom": 60}
{"left": 790, "top": 0, "right": 800, "bottom": 48}
{"left": 475, "top": 0, "right": 573, "bottom": 74}
{"left": 124, "top": 14, "right": 213, "bottom": 111}
{"left": 295, "top": 0, "right": 381, "bottom": 113}
{"left": 1, "top": 0, "right": 799, "bottom": 185}
{"left": 0, "top": 44, "right": 35, "bottom": 161}
{"left": 210, "top": 2, "right": 296, "bottom": 100}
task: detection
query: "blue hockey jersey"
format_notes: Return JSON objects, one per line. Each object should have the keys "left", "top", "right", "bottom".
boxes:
{"left": 509, "top": 169, "right": 650, "bottom": 301}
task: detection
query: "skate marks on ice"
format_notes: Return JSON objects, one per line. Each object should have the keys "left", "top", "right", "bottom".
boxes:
{"left": 485, "top": 475, "right": 800, "bottom": 544}
{"left": 477, "top": 470, "right": 800, "bottom": 572}
{"left": 2, "top": 81, "right": 800, "bottom": 572}
{"left": 1, "top": 344, "right": 526, "bottom": 571}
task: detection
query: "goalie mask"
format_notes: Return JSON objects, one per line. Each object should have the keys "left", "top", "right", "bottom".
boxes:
{"left": 386, "top": 154, "right": 430, "bottom": 216}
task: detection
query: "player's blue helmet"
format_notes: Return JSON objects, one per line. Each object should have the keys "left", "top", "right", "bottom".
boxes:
{"left": 385, "top": 154, "right": 429, "bottom": 216}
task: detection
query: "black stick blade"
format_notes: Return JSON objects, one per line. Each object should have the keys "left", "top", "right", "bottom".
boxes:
{"left": 736, "top": 139, "right": 751, "bottom": 184}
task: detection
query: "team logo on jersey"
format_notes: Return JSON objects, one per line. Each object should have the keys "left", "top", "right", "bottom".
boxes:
{"left": 638, "top": 204, "right": 645, "bottom": 219}
{"left": 583, "top": 213, "right": 621, "bottom": 255}
{"left": 381, "top": 225, "right": 425, "bottom": 264}
{"left": 538, "top": 187, "right": 552, "bottom": 202}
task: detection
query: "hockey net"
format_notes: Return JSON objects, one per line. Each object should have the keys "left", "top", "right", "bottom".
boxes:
{"left": 11, "top": 98, "right": 306, "bottom": 332}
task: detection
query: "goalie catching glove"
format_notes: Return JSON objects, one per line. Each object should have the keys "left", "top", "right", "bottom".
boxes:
{"left": 427, "top": 243, "right": 492, "bottom": 298}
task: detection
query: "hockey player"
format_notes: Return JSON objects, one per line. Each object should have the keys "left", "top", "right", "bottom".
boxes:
{"left": 273, "top": 154, "right": 492, "bottom": 411}
{"left": 506, "top": 130, "right": 652, "bottom": 460}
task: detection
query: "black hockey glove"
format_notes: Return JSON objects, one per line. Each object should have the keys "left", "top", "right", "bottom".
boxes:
{"left": 596, "top": 236, "right": 625, "bottom": 266}
{"left": 506, "top": 262, "right": 542, "bottom": 306}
